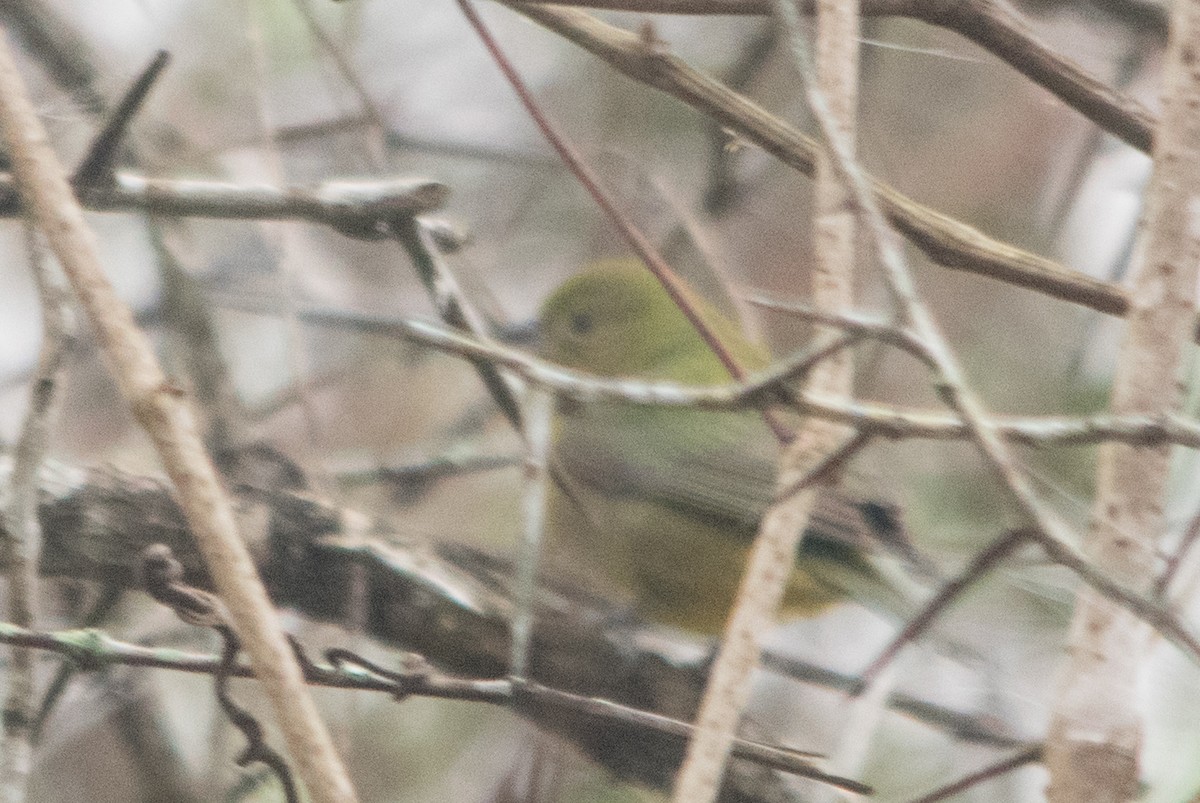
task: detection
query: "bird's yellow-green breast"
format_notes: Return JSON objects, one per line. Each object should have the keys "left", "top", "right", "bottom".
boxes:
{"left": 539, "top": 259, "right": 902, "bottom": 633}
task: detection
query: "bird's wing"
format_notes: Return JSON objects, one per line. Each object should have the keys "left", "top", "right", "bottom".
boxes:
{"left": 553, "top": 403, "right": 772, "bottom": 526}
{"left": 553, "top": 403, "right": 891, "bottom": 549}
{"left": 554, "top": 401, "right": 931, "bottom": 621}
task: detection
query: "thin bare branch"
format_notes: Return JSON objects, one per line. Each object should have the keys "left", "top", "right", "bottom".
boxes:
{"left": 1158, "top": 500, "right": 1200, "bottom": 596}
{"left": 508, "top": 5, "right": 1135, "bottom": 322}
{"left": 511, "top": 0, "right": 1157, "bottom": 152}
{"left": 511, "top": 389, "right": 554, "bottom": 678}
{"left": 908, "top": 746, "right": 1043, "bottom": 803}
{"left": 101, "top": 172, "right": 447, "bottom": 238}
{"left": 757, "top": 650, "right": 1029, "bottom": 748}
{"left": 674, "top": 0, "right": 866, "bottom": 788}
{"left": 391, "top": 217, "right": 528, "bottom": 431}
{"left": 456, "top": 0, "right": 800, "bottom": 443}
{"left": 217, "top": 297, "right": 1200, "bottom": 449}
{"left": 0, "top": 621, "right": 873, "bottom": 795}
{"left": 745, "top": 294, "right": 934, "bottom": 366}
{"left": 860, "top": 528, "right": 1030, "bottom": 685}
{"left": 0, "top": 31, "right": 357, "bottom": 803}
{"left": 0, "top": 226, "right": 72, "bottom": 803}
{"left": 72, "top": 50, "right": 170, "bottom": 189}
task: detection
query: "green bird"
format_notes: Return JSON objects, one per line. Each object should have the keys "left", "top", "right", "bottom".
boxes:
{"left": 538, "top": 259, "right": 922, "bottom": 633}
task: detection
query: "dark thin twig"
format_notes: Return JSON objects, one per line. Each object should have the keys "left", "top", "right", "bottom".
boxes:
{"left": 859, "top": 528, "right": 1031, "bottom": 686}
{"left": 391, "top": 217, "right": 526, "bottom": 432}
{"left": 212, "top": 296, "right": 1200, "bottom": 449}
{"left": 759, "top": 650, "right": 1028, "bottom": 748}
{"left": 510, "top": 0, "right": 1157, "bottom": 152}
{"left": 520, "top": 681, "right": 878, "bottom": 792}
{"left": 0, "top": 613, "right": 1026, "bottom": 751}
{"left": 1, "top": 221, "right": 73, "bottom": 800}
{"left": 289, "top": 0, "right": 391, "bottom": 137}
{"left": 455, "top": 0, "right": 797, "bottom": 443}
{"left": 510, "top": 5, "right": 1144, "bottom": 326}
{"left": 906, "top": 745, "right": 1043, "bottom": 803}
{"left": 72, "top": 50, "right": 170, "bottom": 190}
{"left": 0, "top": 616, "right": 878, "bottom": 792}
{"left": 335, "top": 452, "right": 523, "bottom": 500}
{"left": 140, "top": 545, "right": 298, "bottom": 802}
{"left": 508, "top": 679, "right": 872, "bottom": 793}
{"left": 32, "top": 584, "right": 124, "bottom": 739}
{"left": 214, "top": 630, "right": 299, "bottom": 803}
{"left": 1157, "top": 500, "right": 1200, "bottom": 597}
{"left": 747, "top": 292, "right": 935, "bottom": 366}
{"left": 703, "top": 21, "right": 777, "bottom": 213}
{"left": 0, "top": 2, "right": 107, "bottom": 115}
{"left": 773, "top": 429, "right": 873, "bottom": 503}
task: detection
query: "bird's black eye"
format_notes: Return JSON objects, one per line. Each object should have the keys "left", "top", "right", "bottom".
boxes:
{"left": 569, "top": 312, "right": 594, "bottom": 335}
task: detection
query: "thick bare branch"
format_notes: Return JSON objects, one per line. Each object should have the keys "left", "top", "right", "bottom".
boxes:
{"left": 23, "top": 463, "right": 1030, "bottom": 799}
{"left": 0, "top": 171, "right": 451, "bottom": 236}
{"left": 1045, "top": 0, "right": 1200, "bottom": 796}
{"left": 220, "top": 298, "right": 1200, "bottom": 449}
{"left": 0, "top": 229, "right": 71, "bottom": 803}
{"left": 672, "top": 0, "right": 865, "bottom": 795}
{"left": 0, "top": 34, "right": 357, "bottom": 803}
{"left": 508, "top": 5, "right": 1149, "bottom": 325}
{"left": 511, "top": 0, "right": 1157, "bottom": 152}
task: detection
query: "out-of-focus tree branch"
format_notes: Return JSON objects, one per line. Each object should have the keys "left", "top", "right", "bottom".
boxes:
{"left": 511, "top": 0, "right": 1158, "bottom": 153}
{"left": 1045, "top": 0, "right": 1200, "bottom": 796}
{"left": 0, "top": 35, "right": 358, "bottom": 803}
{"left": 505, "top": 5, "right": 1174, "bottom": 333}
{"left": 19, "top": 462, "right": 1034, "bottom": 801}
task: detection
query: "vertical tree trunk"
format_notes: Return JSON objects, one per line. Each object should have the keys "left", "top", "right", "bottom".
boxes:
{"left": 1045, "top": 0, "right": 1200, "bottom": 798}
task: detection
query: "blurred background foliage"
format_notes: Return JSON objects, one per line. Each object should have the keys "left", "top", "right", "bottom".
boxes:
{"left": 0, "top": 0, "right": 1195, "bottom": 800}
